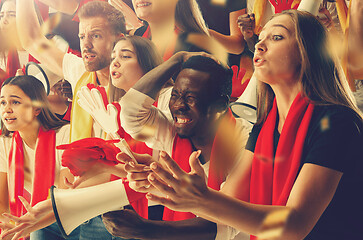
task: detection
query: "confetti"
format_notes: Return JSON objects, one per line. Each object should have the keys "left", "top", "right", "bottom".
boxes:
{"left": 135, "top": 124, "right": 156, "bottom": 141}
{"left": 41, "top": 12, "right": 62, "bottom": 36}
{"left": 211, "top": 0, "right": 227, "bottom": 7}
{"left": 32, "top": 100, "right": 46, "bottom": 108}
{"left": 186, "top": 33, "right": 228, "bottom": 66}
{"left": 320, "top": 116, "right": 330, "bottom": 132}
{"left": 257, "top": 209, "right": 291, "bottom": 239}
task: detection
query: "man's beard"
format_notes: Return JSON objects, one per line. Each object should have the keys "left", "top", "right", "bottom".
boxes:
{"left": 83, "top": 54, "right": 110, "bottom": 72}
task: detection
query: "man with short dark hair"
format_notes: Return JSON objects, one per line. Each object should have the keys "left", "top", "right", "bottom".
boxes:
{"left": 103, "top": 52, "right": 251, "bottom": 240}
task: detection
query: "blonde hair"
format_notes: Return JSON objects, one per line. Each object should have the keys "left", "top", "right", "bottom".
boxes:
{"left": 256, "top": 10, "right": 362, "bottom": 125}
{"left": 175, "top": 0, "right": 209, "bottom": 35}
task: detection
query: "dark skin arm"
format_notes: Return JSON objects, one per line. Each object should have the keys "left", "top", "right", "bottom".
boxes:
{"left": 102, "top": 209, "right": 217, "bottom": 240}
{"left": 132, "top": 51, "right": 213, "bottom": 99}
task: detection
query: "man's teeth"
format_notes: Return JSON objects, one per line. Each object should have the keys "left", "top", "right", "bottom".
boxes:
{"left": 138, "top": 2, "right": 151, "bottom": 7}
{"left": 176, "top": 118, "right": 191, "bottom": 123}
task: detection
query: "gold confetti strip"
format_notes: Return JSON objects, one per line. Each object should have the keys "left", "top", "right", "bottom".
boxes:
{"left": 135, "top": 124, "right": 156, "bottom": 141}
{"left": 257, "top": 209, "right": 291, "bottom": 239}
{"left": 211, "top": 0, "right": 227, "bottom": 7}
{"left": 320, "top": 115, "right": 330, "bottom": 132}
{"left": 186, "top": 33, "right": 228, "bottom": 66}
{"left": 32, "top": 100, "right": 46, "bottom": 108}
{"left": 41, "top": 12, "right": 62, "bottom": 36}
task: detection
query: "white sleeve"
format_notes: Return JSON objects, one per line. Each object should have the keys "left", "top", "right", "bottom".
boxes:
{"left": 120, "top": 88, "right": 175, "bottom": 153}
{"left": 55, "top": 124, "right": 70, "bottom": 170}
{"left": 62, "top": 53, "right": 86, "bottom": 93}
{"left": 216, "top": 224, "right": 249, "bottom": 240}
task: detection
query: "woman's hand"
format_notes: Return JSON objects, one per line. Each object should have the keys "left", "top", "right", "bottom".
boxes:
{"left": 119, "top": 152, "right": 155, "bottom": 193}
{"left": 146, "top": 151, "right": 210, "bottom": 213}
{"left": 1, "top": 197, "right": 54, "bottom": 240}
{"left": 64, "top": 162, "right": 125, "bottom": 189}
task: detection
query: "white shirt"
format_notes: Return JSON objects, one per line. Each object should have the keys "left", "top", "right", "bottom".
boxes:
{"left": 120, "top": 89, "right": 251, "bottom": 239}
{"left": 0, "top": 125, "right": 70, "bottom": 192}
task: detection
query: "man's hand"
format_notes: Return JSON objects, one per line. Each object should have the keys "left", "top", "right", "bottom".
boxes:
{"left": 237, "top": 13, "right": 255, "bottom": 41}
{"left": 102, "top": 209, "right": 150, "bottom": 239}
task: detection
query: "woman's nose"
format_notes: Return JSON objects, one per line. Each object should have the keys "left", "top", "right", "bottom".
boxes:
{"left": 255, "top": 39, "right": 266, "bottom": 53}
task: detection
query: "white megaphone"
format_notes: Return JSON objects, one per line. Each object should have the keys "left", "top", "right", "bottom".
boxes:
{"left": 25, "top": 62, "right": 62, "bottom": 95}
{"left": 229, "top": 73, "right": 257, "bottom": 123}
{"left": 51, "top": 179, "right": 129, "bottom": 238}
{"left": 297, "top": 0, "right": 324, "bottom": 15}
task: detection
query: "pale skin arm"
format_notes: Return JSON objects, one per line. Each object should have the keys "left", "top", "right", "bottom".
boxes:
{"left": 16, "top": 0, "right": 66, "bottom": 81}
{"left": 208, "top": 9, "right": 246, "bottom": 55}
{"left": 38, "top": 0, "right": 79, "bottom": 15}
{"left": 348, "top": 0, "right": 363, "bottom": 79}
{"left": 147, "top": 152, "right": 343, "bottom": 240}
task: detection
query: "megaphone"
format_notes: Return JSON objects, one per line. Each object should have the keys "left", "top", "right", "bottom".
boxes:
{"left": 51, "top": 179, "right": 129, "bottom": 238}
{"left": 229, "top": 73, "right": 257, "bottom": 123}
{"left": 25, "top": 62, "right": 61, "bottom": 95}
{"left": 297, "top": 0, "right": 324, "bottom": 16}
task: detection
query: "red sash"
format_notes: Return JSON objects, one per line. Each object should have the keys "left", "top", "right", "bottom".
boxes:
{"left": 5, "top": 49, "right": 21, "bottom": 80}
{"left": 110, "top": 101, "right": 153, "bottom": 219}
{"left": 8, "top": 128, "right": 56, "bottom": 217}
{"left": 249, "top": 93, "right": 314, "bottom": 239}
{"left": 163, "top": 109, "right": 236, "bottom": 221}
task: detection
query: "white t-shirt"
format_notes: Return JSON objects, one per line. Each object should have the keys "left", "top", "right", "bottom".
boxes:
{"left": 120, "top": 89, "right": 251, "bottom": 239}
{"left": 120, "top": 88, "right": 251, "bottom": 159}
{"left": 0, "top": 125, "right": 70, "bottom": 192}
{"left": 62, "top": 52, "right": 86, "bottom": 94}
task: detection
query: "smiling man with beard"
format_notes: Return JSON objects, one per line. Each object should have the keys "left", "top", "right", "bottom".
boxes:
{"left": 109, "top": 52, "right": 251, "bottom": 240}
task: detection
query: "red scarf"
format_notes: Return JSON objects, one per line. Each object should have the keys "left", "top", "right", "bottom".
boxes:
{"left": 5, "top": 49, "right": 21, "bottom": 80}
{"left": 110, "top": 101, "right": 153, "bottom": 219}
{"left": 249, "top": 93, "right": 314, "bottom": 238}
{"left": 163, "top": 109, "right": 236, "bottom": 221}
{"left": 8, "top": 128, "right": 56, "bottom": 217}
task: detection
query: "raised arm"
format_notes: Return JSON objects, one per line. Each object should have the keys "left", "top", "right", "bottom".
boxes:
{"left": 16, "top": 0, "right": 66, "bottom": 82}
{"left": 131, "top": 52, "right": 186, "bottom": 99}
{"left": 38, "top": 0, "right": 79, "bottom": 15}
{"left": 208, "top": 9, "right": 247, "bottom": 55}
{"left": 348, "top": 0, "right": 363, "bottom": 79}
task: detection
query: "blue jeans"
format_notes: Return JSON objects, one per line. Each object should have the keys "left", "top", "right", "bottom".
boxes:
{"left": 30, "top": 222, "right": 80, "bottom": 240}
{"left": 79, "top": 216, "right": 128, "bottom": 240}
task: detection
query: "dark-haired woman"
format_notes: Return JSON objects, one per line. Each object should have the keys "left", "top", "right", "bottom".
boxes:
{"left": 0, "top": 75, "right": 79, "bottom": 239}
